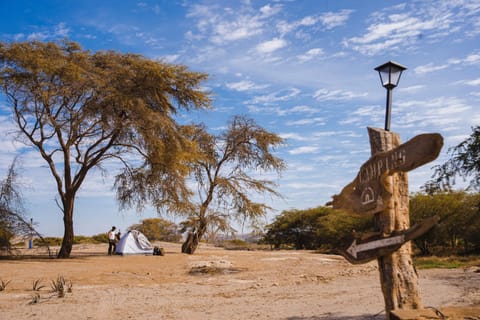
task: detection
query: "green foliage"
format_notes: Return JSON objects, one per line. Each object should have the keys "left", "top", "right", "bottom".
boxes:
{"left": 91, "top": 233, "right": 109, "bottom": 243}
{"left": 426, "top": 125, "right": 480, "bottom": 192}
{"left": 129, "top": 218, "right": 181, "bottom": 242}
{"left": 263, "top": 206, "right": 373, "bottom": 251}
{"left": 0, "top": 40, "right": 211, "bottom": 258}
{"left": 73, "top": 235, "right": 101, "bottom": 244}
{"left": 33, "top": 237, "right": 62, "bottom": 246}
{"left": 179, "top": 116, "right": 285, "bottom": 254}
{"left": 414, "top": 255, "right": 480, "bottom": 269}
{"left": 410, "top": 191, "right": 480, "bottom": 255}
{"left": 33, "top": 235, "right": 102, "bottom": 246}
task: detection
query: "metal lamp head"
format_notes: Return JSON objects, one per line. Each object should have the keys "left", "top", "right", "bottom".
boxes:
{"left": 374, "top": 61, "right": 407, "bottom": 90}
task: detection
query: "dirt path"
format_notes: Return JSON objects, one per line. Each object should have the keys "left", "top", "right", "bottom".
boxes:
{"left": 0, "top": 243, "right": 478, "bottom": 319}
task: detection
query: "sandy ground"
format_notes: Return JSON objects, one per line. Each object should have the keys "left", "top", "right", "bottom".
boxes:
{"left": 0, "top": 242, "right": 479, "bottom": 320}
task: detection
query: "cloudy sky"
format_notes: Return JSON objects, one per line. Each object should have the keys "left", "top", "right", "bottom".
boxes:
{"left": 1, "top": 0, "right": 479, "bottom": 237}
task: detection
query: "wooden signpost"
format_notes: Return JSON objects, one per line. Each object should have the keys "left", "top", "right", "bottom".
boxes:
{"left": 342, "top": 215, "right": 440, "bottom": 264}
{"left": 330, "top": 133, "right": 443, "bottom": 216}
{"left": 329, "top": 127, "right": 443, "bottom": 319}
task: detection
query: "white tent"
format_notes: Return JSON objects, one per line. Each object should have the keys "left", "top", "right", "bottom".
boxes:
{"left": 115, "top": 230, "right": 153, "bottom": 255}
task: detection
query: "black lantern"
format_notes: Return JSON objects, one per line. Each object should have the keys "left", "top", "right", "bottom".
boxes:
{"left": 374, "top": 61, "right": 407, "bottom": 131}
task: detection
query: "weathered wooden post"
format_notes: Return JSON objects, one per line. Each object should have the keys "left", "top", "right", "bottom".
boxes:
{"left": 368, "top": 127, "right": 421, "bottom": 315}
{"left": 329, "top": 128, "right": 443, "bottom": 318}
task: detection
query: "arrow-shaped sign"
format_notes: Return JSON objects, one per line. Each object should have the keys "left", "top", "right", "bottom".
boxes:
{"left": 347, "top": 235, "right": 405, "bottom": 259}
{"left": 328, "top": 133, "right": 443, "bottom": 215}
{"left": 341, "top": 216, "right": 440, "bottom": 264}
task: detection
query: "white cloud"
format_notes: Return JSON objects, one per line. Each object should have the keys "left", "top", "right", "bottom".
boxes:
{"left": 256, "top": 38, "right": 287, "bottom": 54}
{"left": 250, "top": 88, "right": 300, "bottom": 104}
{"left": 247, "top": 104, "right": 320, "bottom": 117}
{"left": 186, "top": 3, "right": 282, "bottom": 45}
{"left": 286, "top": 117, "right": 326, "bottom": 126}
{"left": 297, "top": 48, "right": 324, "bottom": 62}
{"left": 161, "top": 54, "right": 180, "bottom": 63}
{"left": 212, "top": 16, "right": 263, "bottom": 44}
{"left": 343, "top": 2, "right": 469, "bottom": 55}
{"left": 313, "top": 89, "right": 368, "bottom": 101}
{"left": 226, "top": 80, "right": 267, "bottom": 91}
{"left": 280, "top": 132, "right": 310, "bottom": 141}
{"left": 289, "top": 146, "right": 319, "bottom": 155}
{"left": 462, "top": 78, "right": 480, "bottom": 86}
{"left": 415, "top": 51, "right": 480, "bottom": 75}
{"left": 289, "top": 105, "right": 321, "bottom": 114}
{"left": 259, "top": 4, "right": 282, "bottom": 18}
{"left": 319, "top": 10, "right": 353, "bottom": 29}
{"left": 277, "top": 9, "right": 352, "bottom": 36}
{"left": 398, "top": 85, "right": 425, "bottom": 93}
{"left": 414, "top": 63, "right": 449, "bottom": 75}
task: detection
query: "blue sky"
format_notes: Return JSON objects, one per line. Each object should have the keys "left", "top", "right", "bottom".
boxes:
{"left": 0, "top": 0, "right": 479, "bottom": 237}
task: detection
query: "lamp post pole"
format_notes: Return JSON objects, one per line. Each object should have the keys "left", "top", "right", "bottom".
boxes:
{"left": 384, "top": 86, "right": 393, "bottom": 131}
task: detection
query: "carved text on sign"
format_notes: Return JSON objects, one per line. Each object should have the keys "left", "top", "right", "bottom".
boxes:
{"left": 329, "top": 133, "right": 443, "bottom": 215}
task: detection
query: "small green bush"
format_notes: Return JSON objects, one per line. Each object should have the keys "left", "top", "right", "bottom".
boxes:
{"left": 91, "top": 233, "right": 108, "bottom": 243}
{"left": 34, "top": 237, "right": 62, "bottom": 246}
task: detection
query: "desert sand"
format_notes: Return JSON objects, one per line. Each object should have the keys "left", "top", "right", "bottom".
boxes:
{"left": 0, "top": 242, "right": 479, "bottom": 320}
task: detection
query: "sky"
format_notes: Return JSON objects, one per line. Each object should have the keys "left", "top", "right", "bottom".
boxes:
{"left": 0, "top": 0, "right": 479, "bottom": 237}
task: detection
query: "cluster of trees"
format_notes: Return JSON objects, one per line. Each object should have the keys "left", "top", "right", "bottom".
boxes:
{"left": 263, "top": 206, "right": 373, "bottom": 251}
{"left": 263, "top": 191, "right": 479, "bottom": 256}
{"left": 128, "top": 218, "right": 181, "bottom": 243}
{"left": 0, "top": 40, "right": 284, "bottom": 257}
{"left": 410, "top": 192, "right": 480, "bottom": 255}
{"left": 263, "top": 125, "right": 480, "bottom": 255}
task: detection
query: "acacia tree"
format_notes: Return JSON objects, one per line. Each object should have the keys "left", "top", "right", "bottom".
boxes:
{"left": 425, "top": 125, "right": 480, "bottom": 192}
{"left": 0, "top": 40, "right": 210, "bottom": 258}
{"left": 180, "top": 116, "right": 285, "bottom": 254}
{"left": 119, "top": 116, "right": 285, "bottom": 254}
{"left": 0, "top": 160, "right": 33, "bottom": 251}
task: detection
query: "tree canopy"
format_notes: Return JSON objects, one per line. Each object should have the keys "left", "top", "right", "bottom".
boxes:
{"left": 425, "top": 125, "right": 480, "bottom": 193}
{"left": 410, "top": 191, "right": 480, "bottom": 255}
{"left": 117, "top": 115, "right": 286, "bottom": 254}
{"left": 263, "top": 206, "right": 373, "bottom": 251}
{"left": 180, "top": 115, "right": 286, "bottom": 253}
{"left": 0, "top": 40, "right": 211, "bottom": 257}
{"left": 128, "top": 218, "right": 181, "bottom": 243}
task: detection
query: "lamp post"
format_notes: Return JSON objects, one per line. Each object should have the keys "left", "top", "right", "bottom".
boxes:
{"left": 374, "top": 61, "right": 407, "bottom": 131}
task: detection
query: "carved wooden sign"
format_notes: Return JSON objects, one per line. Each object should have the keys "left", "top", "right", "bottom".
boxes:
{"left": 341, "top": 215, "right": 440, "bottom": 264}
{"left": 329, "top": 133, "right": 443, "bottom": 215}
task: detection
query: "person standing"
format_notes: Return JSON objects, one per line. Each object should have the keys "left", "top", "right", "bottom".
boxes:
{"left": 108, "top": 226, "right": 116, "bottom": 255}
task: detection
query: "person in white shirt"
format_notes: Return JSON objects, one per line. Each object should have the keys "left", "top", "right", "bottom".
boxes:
{"left": 108, "top": 226, "right": 116, "bottom": 255}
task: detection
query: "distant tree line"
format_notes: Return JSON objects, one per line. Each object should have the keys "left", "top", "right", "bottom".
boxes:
{"left": 262, "top": 206, "right": 373, "bottom": 251}
{"left": 128, "top": 218, "right": 182, "bottom": 243}
{"left": 410, "top": 191, "right": 480, "bottom": 255}
{"left": 262, "top": 192, "right": 480, "bottom": 256}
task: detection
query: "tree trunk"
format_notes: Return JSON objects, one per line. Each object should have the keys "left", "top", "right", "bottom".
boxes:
{"left": 57, "top": 196, "right": 75, "bottom": 258}
{"left": 368, "top": 127, "right": 422, "bottom": 318}
{"left": 181, "top": 222, "right": 207, "bottom": 254}
{"left": 181, "top": 229, "right": 199, "bottom": 254}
